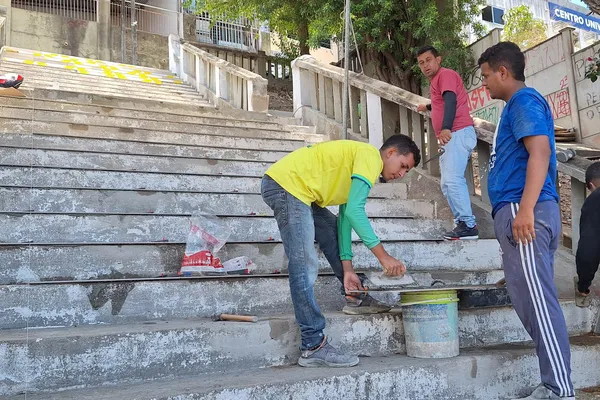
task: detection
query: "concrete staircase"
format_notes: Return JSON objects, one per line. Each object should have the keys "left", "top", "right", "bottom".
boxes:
{"left": 0, "top": 49, "right": 599, "bottom": 400}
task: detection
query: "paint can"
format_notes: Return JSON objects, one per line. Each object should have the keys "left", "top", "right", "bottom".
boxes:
{"left": 400, "top": 290, "right": 459, "bottom": 358}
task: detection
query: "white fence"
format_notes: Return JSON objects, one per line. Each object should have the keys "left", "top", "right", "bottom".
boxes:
{"left": 189, "top": 11, "right": 260, "bottom": 52}
{"left": 11, "top": 0, "right": 97, "bottom": 21}
{"left": 111, "top": 2, "right": 178, "bottom": 37}
{"left": 169, "top": 34, "right": 268, "bottom": 112}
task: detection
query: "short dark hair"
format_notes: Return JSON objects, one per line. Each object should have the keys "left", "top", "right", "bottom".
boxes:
{"left": 478, "top": 41, "right": 525, "bottom": 82}
{"left": 380, "top": 134, "right": 421, "bottom": 167}
{"left": 416, "top": 46, "right": 439, "bottom": 58}
{"left": 585, "top": 161, "right": 600, "bottom": 188}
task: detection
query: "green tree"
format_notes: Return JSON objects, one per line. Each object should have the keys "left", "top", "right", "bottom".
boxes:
{"left": 186, "top": 0, "right": 485, "bottom": 93}
{"left": 349, "top": 0, "right": 485, "bottom": 93}
{"left": 502, "top": 5, "right": 547, "bottom": 50}
{"left": 184, "top": 0, "right": 340, "bottom": 56}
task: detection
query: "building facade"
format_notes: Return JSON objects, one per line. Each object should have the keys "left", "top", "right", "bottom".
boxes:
{"left": 468, "top": 0, "right": 600, "bottom": 49}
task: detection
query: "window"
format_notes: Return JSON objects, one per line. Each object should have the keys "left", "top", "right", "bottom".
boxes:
{"left": 482, "top": 6, "right": 505, "bottom": 25}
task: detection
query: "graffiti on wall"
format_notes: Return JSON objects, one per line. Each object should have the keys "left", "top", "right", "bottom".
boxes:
{"left": 472, "top": 103, "right": 501, "bottom": 125}
{"left": 545, "top": 89, "right": 571, "bottom": 120}
{"left": 524, "top": 37, "right": 565, "bottom": 77}
{"left": 467, "top": 86, "right": 492, "bottom": 111}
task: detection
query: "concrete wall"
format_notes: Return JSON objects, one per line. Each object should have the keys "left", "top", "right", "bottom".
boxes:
{"left": 111, "top": 28, "right": 169, "bottom": 69}
{"left": 573, "top": 43, "right": 600, "bottom": 146}
{"left": 11, "top": 8, "right": 99, "bottom": 59}
{"left": 3, "top": 5, "right": 170, "bottom": 69}
{"left": 467, "top": 27, "right": 600, "bottom": 148}
{"left": 466, "top": 28, "right": 582, "bottom": 142}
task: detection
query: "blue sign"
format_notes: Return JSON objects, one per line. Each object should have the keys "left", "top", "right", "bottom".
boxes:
{"left": 549, "top": 2, "right": 600, "bottom": 34}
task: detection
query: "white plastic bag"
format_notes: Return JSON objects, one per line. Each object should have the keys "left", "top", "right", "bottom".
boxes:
{"left": 180, "top": 214, "right": 232, "bottom": 276}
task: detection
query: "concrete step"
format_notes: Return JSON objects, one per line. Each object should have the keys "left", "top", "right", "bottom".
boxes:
{"left": 4, "top": 48, "right": 180, "bottom": 76}
{"left": 0, "top": 108, "right": 319, "bottom": 140}
{"left": 0, "top": 239, "right": 501, "bottom": 284}
{"left": 0, "top": 166, "right": 408, "bottom": 197}
{"left": 0, "top": 123, "right": 308, "bottom": 152}
{"left": 0, "top": 188, "right": 434, "bottom": 218}
{"left": 0, "top": 146, "right": 275, "bottom": 176}
{"left": 0, "top": 305, "right": 595, "bottom": 396}
{"left": 0, "top": 268, "right": 514, "bottom": 329}
{"left": 0, "top": 97, "right": 299, "bottom": 131}
{"left": 0, "top": 133, "right": 289, "bottom": 162}
{"left": 1, "top": 65, "right": 201, "bottom": 99}
{"left": 1, "top": 61, "right": 191, "bottom": 89}
{"left": 5, "top": 76, "right": 204, "bottom": 106}
{"left": 8, "top": 336, "right": 598, "bottom": 400}
{"left": 11, "top": 87, "right": 302, "bottom": 125}
{"left": 12, "top": 78, "right": 207, "bottom": 106}
{"left": 2, "top": 52, "right": 183, "bottom": 81}
{"left": 0, "top": 250, "right": 546, "bottom": 329}
{"left": 0, "top": 214, "right": 450, "bottom": 244}
{"left": 0, "top": 61, "right": 199, "bottom": 96}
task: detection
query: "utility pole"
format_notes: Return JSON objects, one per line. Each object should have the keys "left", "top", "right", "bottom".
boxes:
{"left": 342, "top": 0, "right": 351, "bottom": 139}
{"left": 131, "top": 0, "right": 137, "bottom": 65}
{"left": 121, "top": 0, "right": 126, "bottom": 62}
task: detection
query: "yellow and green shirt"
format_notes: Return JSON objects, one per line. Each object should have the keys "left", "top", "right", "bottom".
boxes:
{"left": 265, "top": 140, "right": 383, "bottom": 260}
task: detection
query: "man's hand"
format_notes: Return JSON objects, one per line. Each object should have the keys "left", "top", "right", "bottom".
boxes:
{"left": 417, "top": 104, "right": 429, "bottom": 113}
{"left": 438, "top": 129, "right": 452, "bottom": 146}
{"left": 513, "top": 206, "right": 536, "bottom": 245}
{"left": 343, "top": 270, "right": 364, "bottom": 294}
{"left": 379, "top": 254, "right": 406, "bottom": 277}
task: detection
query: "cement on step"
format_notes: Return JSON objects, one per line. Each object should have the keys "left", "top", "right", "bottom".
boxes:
{"left": 0, "top": 306, "right": 595, "bottom": 396}
{"left": 0, "top": 214, "right": 451, "bottom": 243}
{"left": 0, "top": 268, "right": 523, "bottom": 329}
{"left": 0, "top": 239, "right": 501, "bottom": 284}
{"left": 3, "top": 336, "right": 599, "bottom": 400}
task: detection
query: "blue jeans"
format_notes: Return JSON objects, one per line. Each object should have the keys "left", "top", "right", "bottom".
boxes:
{"left": 261, "top": 175, "right": 346, "bottom": 350}
{"left": 439, "top": 125, "right": 477, "bottom": 228}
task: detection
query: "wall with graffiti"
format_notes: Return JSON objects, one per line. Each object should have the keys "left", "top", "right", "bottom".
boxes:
{"left": 466, "top": 29, "right": 573, "bottom": 131}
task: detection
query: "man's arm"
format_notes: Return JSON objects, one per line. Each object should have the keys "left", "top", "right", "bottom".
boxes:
{"left": 438, "top": 91, "right": 457, "bottom": 145}
{"left": 576, "top": 194, "right": 600, "bottom": 293}
{"left": 341, "top": 178, "right": 405, "bottom": 276}
{"left": 513, "top": 135, "right": 552, "bottom": 244}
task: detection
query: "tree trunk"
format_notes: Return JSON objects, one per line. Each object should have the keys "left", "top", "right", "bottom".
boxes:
{"left": 297, "top": 20, "right": 310, "bottom": 55}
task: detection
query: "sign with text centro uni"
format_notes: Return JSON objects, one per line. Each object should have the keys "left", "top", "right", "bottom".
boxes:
{"left": 549, "top": 2, "right": 600, "bottom": 34}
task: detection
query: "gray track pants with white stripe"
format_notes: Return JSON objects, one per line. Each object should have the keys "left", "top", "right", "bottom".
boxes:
{"left": 494, "top": 201, "right": 574, "bottom": 398}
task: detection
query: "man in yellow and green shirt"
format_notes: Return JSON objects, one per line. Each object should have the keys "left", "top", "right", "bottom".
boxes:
{"left": 261, "top": 134, "right": 421, "bottom": 368}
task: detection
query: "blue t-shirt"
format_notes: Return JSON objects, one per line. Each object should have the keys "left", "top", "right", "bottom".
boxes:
{"left": 488, "top": 87, "right": 559, "bottom": 217}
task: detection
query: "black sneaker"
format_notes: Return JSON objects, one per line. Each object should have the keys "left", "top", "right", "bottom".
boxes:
{"left": 444, "top": 221, "right": 479, "bottom": 240}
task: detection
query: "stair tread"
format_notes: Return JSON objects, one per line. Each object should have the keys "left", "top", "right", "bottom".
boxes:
{"left": 4, "top": 335, "right": 599, "bottom": 400}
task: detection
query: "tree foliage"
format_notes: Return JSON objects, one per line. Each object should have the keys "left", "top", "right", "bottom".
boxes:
{"left": 349, "top": 0, "right": 485, "bottom": 92}
{"left": 183, "top": 0, "right": 340, "bottom": 56}
{"left": 582, "top": 0, "right": 600, "bottom": 15}
{"left": 502, "top": 5, "right": 547, "bottom": 50}
{"left": 185, "top": 0, "right": 485, "bottom": 93}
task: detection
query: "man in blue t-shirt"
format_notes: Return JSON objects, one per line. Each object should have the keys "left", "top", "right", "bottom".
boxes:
{"left": 479, "top": 42, "right": 574, "bottom": 400}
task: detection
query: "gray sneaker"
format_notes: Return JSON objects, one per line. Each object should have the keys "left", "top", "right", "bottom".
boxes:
{"left": 298, "top": 337, "right": 359, "bottom": 368}
{"left": 342, "top": 294, "right": 391, "bottom": 315}
{"left": 514, "top": 384, "right": 575, "bottom": 399}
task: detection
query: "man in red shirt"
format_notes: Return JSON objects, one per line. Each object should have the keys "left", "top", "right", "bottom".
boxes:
{"left": 417, "top": 46, "right": 479, "bottom": 240}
